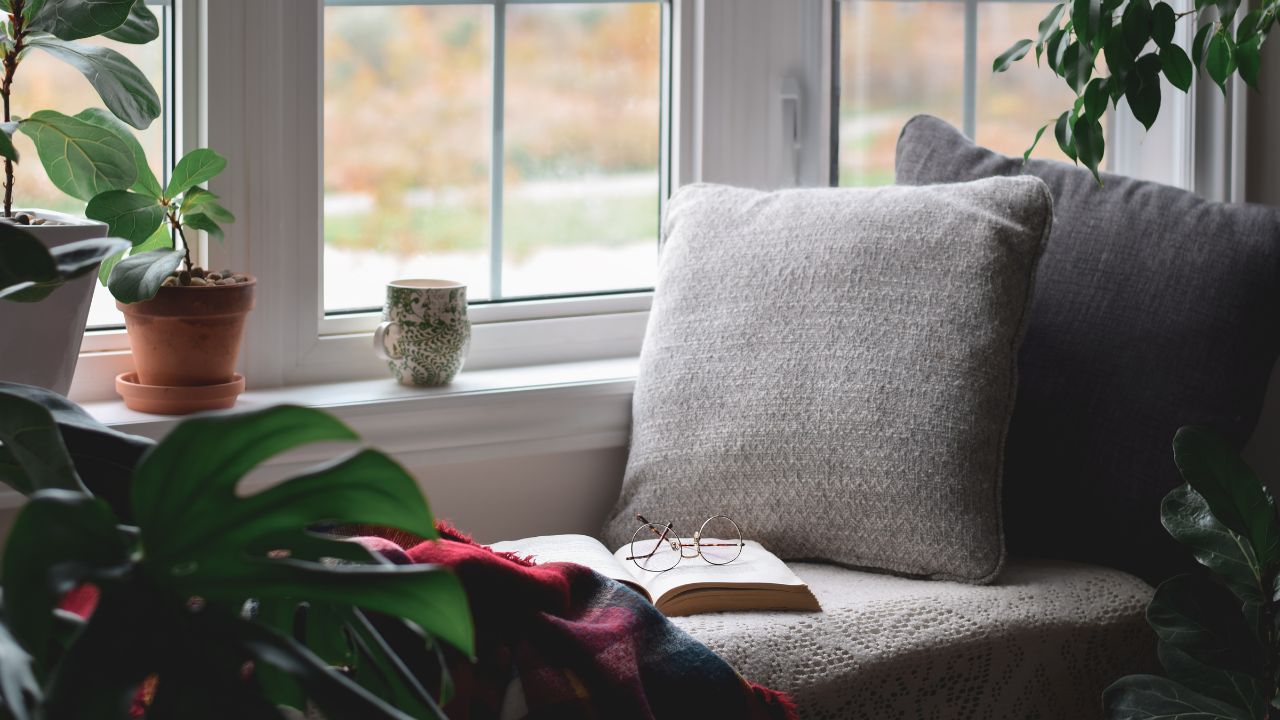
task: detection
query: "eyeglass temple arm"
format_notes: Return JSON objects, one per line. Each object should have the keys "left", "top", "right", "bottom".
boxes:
{"left": 628, "top": 514, "right": 674, "bottom": 561}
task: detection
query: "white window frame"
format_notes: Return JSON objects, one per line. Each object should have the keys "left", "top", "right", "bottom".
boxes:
{"left": 68, "top": 0, "right": 1245, "bottom": 403}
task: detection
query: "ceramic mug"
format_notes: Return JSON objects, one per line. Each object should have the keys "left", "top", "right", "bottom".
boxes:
{"left": 374, "top": 279, "right": 471, "bottom": 386}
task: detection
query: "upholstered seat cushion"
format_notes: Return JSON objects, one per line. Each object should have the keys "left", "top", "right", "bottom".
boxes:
{"left": 672, "top": 559, "right": 1154, "bottom": 720}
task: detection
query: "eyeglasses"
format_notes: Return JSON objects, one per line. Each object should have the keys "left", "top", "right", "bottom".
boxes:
{"left": 626, "top": 513, "right": 744, "bottom": 572}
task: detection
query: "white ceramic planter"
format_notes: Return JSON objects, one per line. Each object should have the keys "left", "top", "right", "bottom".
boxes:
{"left": 0, "top": 210, "right": 109, "bottom": 395}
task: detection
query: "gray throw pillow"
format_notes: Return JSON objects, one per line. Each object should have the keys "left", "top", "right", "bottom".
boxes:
{"left": 601, "top": 179, "right": 1054, "bottom": 583}
{"left": 895, "top": 115, "right": 1280, "bottom": 583}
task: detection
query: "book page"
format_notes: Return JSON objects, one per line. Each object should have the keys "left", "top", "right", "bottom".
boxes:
{"left": 612, "top": 539, "right": 808, "bottom": 605}
{"left": 487, "top": 534, "right": 649, "bottom": 600}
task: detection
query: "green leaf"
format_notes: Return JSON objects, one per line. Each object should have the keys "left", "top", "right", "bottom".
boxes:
{"left": 182, "top": 212, "right": 223, "bottom": 242}
{"left": 1206, "top": 29, "right": 1236, "bottom": 93}
{"left": 129, "top": 405, "right": 474, "bottom": 656}
{"left": 165, "top": 149, "right": 227, "bottom": 200}
{"left": 994, "top": 38, "right": 1034, "bottom": 72}
{"left": 1083, "top": 77, "right": 1109, "bottom": 121}
{"left": 341, "top": 610, "right": 446, "bottom": 719}
{"left": 1047, "top": 26, "right": 1070, "bottom": 71}
{"left": 1125, "top": 53, "right": 1163, "bottom": 130}
{"left": 106, "top": 249, "right": 182, "bottom": 304}
{"left": 0, "top": 382, "right": 152, "bottom": 523}
{"left": 0, "top": 392, "right": 85, "bottom": 495}
{"left": 1072, "top": 115, "right": 1105, "bottom": 183}
{"left": 98, "top": 224, "right": 168, "bottom": 286}
{"left": 1193, "top": 22, "right": 1214, "bottom": 68}
{"left": 1173, "top": 427, "right": 1280, "bottom": 574}
{"left": 1037, "top": 4, "right": 1067, "bottom": 49}
{"left": 1061, "top": 41, "right": 1092, "bottom": 92}
{"left": 85, "top": 190, "right": 164, "bottom": 245}
{"left": 1237, "top": 35, "right": 1262, "bottom": 90}
{"left": 1105, "top": 31, "right": 1135, "bottom": 86}
{"left": 17, "top": 110, "right": 136, "bottom": 202}
{"left": 0, "top": 124, "right": 17, "bottom": 163}
{"left": 182, "top": 187, "right": 235, "bottom": 224}
{"left": 102, "top": 0, "right": 158, "bottom": 43}
{"left": 1074, "top": 0, "right": 1101, "bottom": 48}
{"left": 2, "top": 490, "right": 129, "bottom": 669}
{"left": 0, "top": 225, "right": 56, "bottom": 300}
{"left": 27, "top": 36, "right": 161, "bottom": 131}
{"left": 1146, "top": 575, "right": 1265, "bottom": 674}
{"left": 1123, "top": 0, "right": 1153, "bottom": 55}
{"left": 1023, "top": 123, "right": 1049, "bottom": 163}
{"left": 1151, "top": 1, "right": 1176, "bottom": 46}
{"left": 0, "top": 595, "right": 40, "bottom": 720}
{"left": 1161, "top": 43, "right": 1195, "bottom": 91}
{"left": 1236, "top": 9, "right": 1263, "bottom": 43}
{"left": 1055, "top": 110, "right": 1077, "bottom": 161}
{"left": 75, "top": 108, "right": 161, "bottom": 198}
{"left": 26, "top": 0, "right": 135, "bottom": 41}
{"left": 1104, "top": 674, "right": 1253, "bottom": 720}
{"left": 1157, "top": 642, "right": 1267, "bottom": 717}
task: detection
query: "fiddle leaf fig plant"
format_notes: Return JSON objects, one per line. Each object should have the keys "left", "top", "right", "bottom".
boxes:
{"left": 86, "top": 143, "right": 236, "bottom": 304}
{"left": 997, "top": 0, "right": 1275, "bottom": 183}
{"left": 1104, "top": 427, "right": 1280, "bottom": 720}
{"left": 0, "top": 0, "right": 161, "bottom": 218}
{"left": 0, "top": 383, "right": 474, "bottom": 719}
{"left": 0, "top": 221, "right": 127, "bottom": 301}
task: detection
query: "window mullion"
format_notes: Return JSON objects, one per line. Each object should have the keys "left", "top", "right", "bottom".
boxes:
{"left": 490, "top": 0, "right": 507, "bottom": 300}
{"left": 962, "top": 0, "right": 977, "bottom": 138}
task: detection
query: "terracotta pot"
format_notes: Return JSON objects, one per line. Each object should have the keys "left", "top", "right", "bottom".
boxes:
{"left": 118, "top": 276, "right": 256, "bottom": 388}
{"left": 0, "top": 210, "right": 108, "bottom": 395}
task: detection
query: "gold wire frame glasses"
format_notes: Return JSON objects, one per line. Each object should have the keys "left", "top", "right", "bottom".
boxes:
{"left": 626, "top": 513, "right": 744, "bottom": 572}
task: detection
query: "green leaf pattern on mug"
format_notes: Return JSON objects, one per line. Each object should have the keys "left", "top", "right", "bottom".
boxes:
{"left": 383, "top": 285, "right": 470, "bottom": 386}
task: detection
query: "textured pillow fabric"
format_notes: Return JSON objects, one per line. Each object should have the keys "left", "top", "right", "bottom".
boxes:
{"left": 601, "top": 179, "right": 1054, "bottom": 583}
{"left": 895, "top": 114, "right": 1280, "bottom": 583}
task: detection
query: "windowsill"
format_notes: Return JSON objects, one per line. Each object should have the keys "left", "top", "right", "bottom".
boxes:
{"left": 83, "top": 356, "right": 640, "bottom": 438}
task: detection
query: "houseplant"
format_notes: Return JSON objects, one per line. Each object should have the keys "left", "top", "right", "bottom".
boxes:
{"left": 0, "top": 0, "right": 162, "bottom": 393}
{"left": 0, "top": 381, "right": 473, "bottom": 719}
{"left": 1104, "top": 427, "right": 1280, "bottom": 719}
{"left": 83, "top": 140, "right": 249, "bottom": 413}
{"left": 995, "top": 0, "right": 1276, "bottom": 181}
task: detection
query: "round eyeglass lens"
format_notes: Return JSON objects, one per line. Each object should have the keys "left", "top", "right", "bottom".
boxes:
{"left": 630, "top": 523, "right": 682, "bottom": 572}
{"left": 698, "top": 515, "right": 743, "bottom": 565}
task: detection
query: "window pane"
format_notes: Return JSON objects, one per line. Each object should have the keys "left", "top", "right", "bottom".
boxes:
{"left": 837, "top": 1, "right": 965, "bottom": 186}
{"left": 13, "top": 13, "right": 167, "bottom": 328}
{"left": 975, "top": 3, "right": 1089, "bottom": 163}
{"left": 324, "top": 5, "right": 493, "bottom": 311}
{"left": 501, "top": 3, "right": 661, "bottom": 298}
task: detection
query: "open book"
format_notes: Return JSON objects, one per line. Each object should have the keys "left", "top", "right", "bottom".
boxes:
{"left": 487, "top": 534, "right": 821, "bottom": 617}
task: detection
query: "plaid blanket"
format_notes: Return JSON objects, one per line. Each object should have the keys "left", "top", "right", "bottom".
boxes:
{"left": 357, "top": 525, "right": 798, "bottom": 720}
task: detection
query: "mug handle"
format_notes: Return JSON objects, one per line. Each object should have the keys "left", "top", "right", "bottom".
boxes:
{"left": 373, "top": 321, "right": 402, "bottom": 360}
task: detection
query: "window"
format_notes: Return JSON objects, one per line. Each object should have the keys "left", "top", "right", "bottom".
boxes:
{"left": 834, "top": 0, "right": 1084, "bottom": 186}
{"left": 322, "top": 1, "right": 665, "bottom": 314}
{"left": 15, "top": 0, "right": 174, "bottom": 329}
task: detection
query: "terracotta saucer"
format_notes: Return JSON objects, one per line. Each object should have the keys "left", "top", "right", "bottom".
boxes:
{"left": 115, "top": 372, "right": 245, "bottom": 415}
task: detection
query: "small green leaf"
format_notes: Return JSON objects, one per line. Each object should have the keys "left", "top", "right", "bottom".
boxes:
{"left": 26, "top": 0, "right": 135, "bottom": 40}
{"left": 0, "top": 394, "right": 84, "bottom": 495}
{"left": 1023, "top": 123, "right": 1050, "bottom": 163}
{"left": 27, "top": 36, "right": 161, "bottom": 131}
{"left": 1104, "top": 31, "right": 1135, "bottom": 85}
{"left": 1083, "top": 77, "right": 1109, "bottom": 121}
{"left": 1037, "top": 4, "right": 1066, "bottom": 47}
{"left": 1062, "top": 41, "right": 1092, "bottom": 92}
{"left": 0, "top": 125, "right": 17, "bottom": 163}
{"left": 1146, "top": 575, "right": 1265, "bottom": 674}
{"left": 1125, "top": 53, "right": 1163, "bottom": 130}
{"left": 1193, "top": 22, "right": 1214, "bottom": 68}
{"left": 1206, "top": 29, "right": 1236, "bottom": 92}
{"left": 1047, "top": 26, "right": 1070, "bottom": 71}
{"left": 1237, "top": 35, "right": 1262, "bottom": 89}
{"left": 0, "top": 226, "right": 56, "bottom": 300}
{"left": 1151, "top": 1, "right": 1176, "bottom": 46}
{"left": 166, "top": 149, "right": 228, "bottom": 200}
{"left": 17, "top": 110, "right": 136, "bottom": 201}
{"left": 98, "top": 225, "right": 168, "bottom": 286}
{"left": 182, "top": 212, "right": 224, "bottom": 243}
{"left": 102, "top": 0, "right": 158, "bottom": 44}
{"left": 75, "top": 108, "right": 161, "bottom": 198}
{"left": 1173, "top": 426, "right": 1280, "bottom": 574}
{"left": 182, "top": 188, "right": 235, "bottom": 224}
{"left": 993, "top": 38, "right": 1034, "bottom": 72}
{"left": 1074, "top": 0, "right": 1101, "bottom": 47}
{"left": 1161, "top": 485, "right": 1265, "bottom": 619}
{"left": 1161, "top": 43, "right": 1194, "bottom": 91}
{"left": 106, "top": 249, "right": 183, "bottom": 304}
{"left": 1236, "top": 9, "right": 1263, "bottom": 43}
{"left": 1054, "top": 110, "right": 1077, "bottom": 161}
{"left": 85, "top": 190, "right": 164, "bottom": 245}
{"left": 1122, "top": 0, "right": 1153, "bottom": 55}
{"left": 1104, "top": 675, "right": 1253, "bottom": 720}
{"left": 1072, "top": 115, "right": 1105, "bottom": 183}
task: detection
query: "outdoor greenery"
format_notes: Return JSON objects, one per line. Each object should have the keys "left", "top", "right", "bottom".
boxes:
{"left": 0, "top": 383, "right": 473, "bottom": 719}
{"left": 1104, "top": 427, "right": 1280, "bottom": 720}
{"left": 997, "top": 0, "right": 1276, "bottom": 181}
{"left": 0, "top": 0, "right": 161, "bottom": 218}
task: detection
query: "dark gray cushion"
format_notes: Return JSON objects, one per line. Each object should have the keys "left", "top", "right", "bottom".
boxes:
{"left": 602, "top": 179, "right": 1053, "bottom": 583}
{"left": 895, "top": 114, "right": 1280, "bottom": 582}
